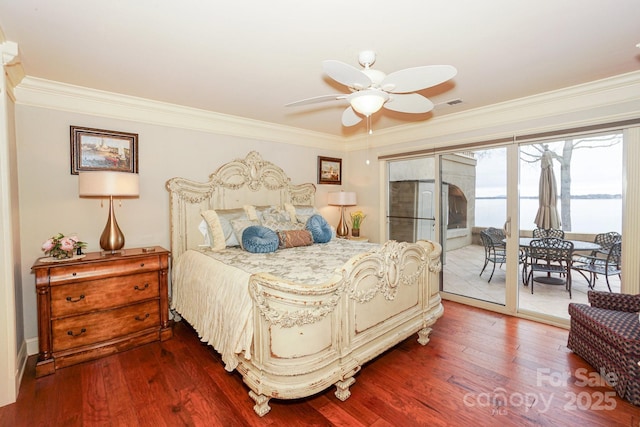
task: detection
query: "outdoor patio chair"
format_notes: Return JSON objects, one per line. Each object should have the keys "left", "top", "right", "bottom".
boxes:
{"left": 572, "top": 241, "right": 621, "bottom": 292}
{"left": 529, "top": 228, "right": 565, "bottom": 281}
{"left": 533, "top": 228, "right": 565, "bottom": 239}
{"left": 526, "top": 237, "right": 574, "bottom": 298}
{"left": 483, "top": 227, "right": 529, "bottom": 284}
{"left": 484, "top": 227, "right": 506, "bottom": 248}
{"left": 480, "top": 230, "right": 506, "bottom": 283}
{"left": 591, "top": 231, "right": 621, "bottom": 257}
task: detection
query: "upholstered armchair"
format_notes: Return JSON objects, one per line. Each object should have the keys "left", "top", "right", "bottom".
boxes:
{"left": 568, "top": 291, "right": 640, "bottom": 406}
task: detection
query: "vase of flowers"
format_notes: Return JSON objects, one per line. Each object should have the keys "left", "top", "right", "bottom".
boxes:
{"left": 42, "top": 233, "right": 86, "bottom": 260}
{"left": 350, "top": 210, "right": 366, "bottom": 237}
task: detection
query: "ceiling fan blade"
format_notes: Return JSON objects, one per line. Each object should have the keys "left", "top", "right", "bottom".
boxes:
{"left": 323, "top": 60, "right": 372, "bottom": 90}
{"left": 383, "top": 93, "right": 435, "bottom": 114}
{"left": 381, "top": 65, "right": 457, "bottom": 93}
{"left": 342, "top": 106, "right": 363, "bottom": 126}
{"left": 285, "top": 94, "right": 347, "bottom": 107}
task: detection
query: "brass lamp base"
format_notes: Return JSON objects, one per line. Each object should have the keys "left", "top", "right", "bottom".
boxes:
{"left": 100, "top": 195, "right": 125, "bottom": 253}
{"left": 336, "top": 206, "right": 349, "bottom": 238}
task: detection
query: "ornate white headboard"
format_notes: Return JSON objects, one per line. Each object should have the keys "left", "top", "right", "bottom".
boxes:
{"left": 166, "top": 151, "right": 316, "bottom": 260}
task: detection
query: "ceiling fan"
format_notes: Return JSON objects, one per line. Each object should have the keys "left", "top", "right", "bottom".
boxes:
{"left": 285, "top": 50, "right": 457, "bottom": 128}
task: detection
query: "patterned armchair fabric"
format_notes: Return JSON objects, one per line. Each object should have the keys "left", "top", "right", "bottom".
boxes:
{"left": 568, "top": 291, "right": 640, "bottom": 406}
{"left": 588, "top": 289, "right": 640, "bottom": 312}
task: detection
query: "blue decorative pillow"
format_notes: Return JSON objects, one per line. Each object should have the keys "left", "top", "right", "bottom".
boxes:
{"left": 242, "top": 226, "right": 279, "bottom": 253}
{"left": 306, "top": 214, "right": 332, "bottom": 243}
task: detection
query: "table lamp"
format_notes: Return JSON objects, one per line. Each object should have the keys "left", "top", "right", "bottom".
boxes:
{"left": 328, "top": 191, "right": 357, "bottom": 238}
{"left": 78, "top": 171, "right": 139, "bottom": 253}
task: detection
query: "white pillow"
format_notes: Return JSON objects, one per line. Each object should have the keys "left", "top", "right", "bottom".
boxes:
{"left": 198, "top": 219, "right": 212, "bottom": 246}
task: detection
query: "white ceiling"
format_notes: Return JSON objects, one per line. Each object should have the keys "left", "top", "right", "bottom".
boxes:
{"left": 1, "top": 0, "right": 639, "bottom": 137}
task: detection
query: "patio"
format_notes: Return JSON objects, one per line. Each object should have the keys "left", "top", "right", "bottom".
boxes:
{"left": 443, "top": 243, "right": 621, "bottom": 319}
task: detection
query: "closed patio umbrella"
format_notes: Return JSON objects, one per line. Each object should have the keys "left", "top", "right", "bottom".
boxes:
{"left": 534, "top": 149, "right": 561, "bottom": 229}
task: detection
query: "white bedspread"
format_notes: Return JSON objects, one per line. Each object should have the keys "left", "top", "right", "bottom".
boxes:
{"left": 171, "top": 239, "right": 375, "bottom": 371}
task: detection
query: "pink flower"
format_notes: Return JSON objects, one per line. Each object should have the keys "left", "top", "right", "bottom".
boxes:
{"left": 59, "top": 237, "right": 75, "bottom": 251}
{"left": 42, "top": 239, "right": 55, "bottom": 251}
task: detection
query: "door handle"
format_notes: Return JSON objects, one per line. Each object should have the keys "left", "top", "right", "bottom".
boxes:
{"left": 504, "top": 217, "right": 511, "bottom": 238}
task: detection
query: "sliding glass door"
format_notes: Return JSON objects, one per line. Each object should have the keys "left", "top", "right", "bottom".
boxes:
{"left": 383, "top": 130, "right": 625, "bottom": 323}
{"left": 517, "top": 134, "right": 623, "bottom": 320}
{"left": 440, "top": 148, "right": 510, "bottom": 306}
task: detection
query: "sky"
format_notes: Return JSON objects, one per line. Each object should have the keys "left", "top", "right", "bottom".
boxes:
{"left": 475, "top": 134, "right": 623, "bottom": 198}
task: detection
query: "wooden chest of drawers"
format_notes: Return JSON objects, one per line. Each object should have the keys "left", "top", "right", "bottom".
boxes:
{"left": 32, "top": 246, "right": 172, "bottom": 377}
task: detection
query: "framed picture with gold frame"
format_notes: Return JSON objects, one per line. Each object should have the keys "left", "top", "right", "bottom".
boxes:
{"left": 70, "top": 126, "right": 138, "bottom": 175}
{"left": 317, "top": 156, "right": 342, "bottom": 185}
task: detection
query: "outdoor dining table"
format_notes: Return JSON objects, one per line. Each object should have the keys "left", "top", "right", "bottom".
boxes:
{"left": 502, "top": 237, "right": 600, "bottom": 285}
{"left": 517, "top": 237, "right": 601, "bottom": 285}
{"left": 517, "top": 237, "right": 601, "bottom": 252}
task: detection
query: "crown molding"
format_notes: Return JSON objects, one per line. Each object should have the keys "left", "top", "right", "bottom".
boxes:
{"left": 14, "top": 77, "right": 344, "bottom": 150}
{"left": 346, "top": 70, "right": 640, "bottom": 150}
{"left": 12, "top": 70, "right": 640, "bottom": 153}
{"left": 1, "top": 41, "right": 24, "bottom": 101}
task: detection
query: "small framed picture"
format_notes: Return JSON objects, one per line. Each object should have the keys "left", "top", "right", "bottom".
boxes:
{"left": 318, "top": 156, "right": 342, "bottom": 185}
{"left": 70, "top": 126, "right": 139, "bottom": 175}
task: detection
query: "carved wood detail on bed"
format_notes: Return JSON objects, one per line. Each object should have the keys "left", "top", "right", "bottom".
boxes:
{"left": 166, "top": 151, "right": 315, "bottom": 260}
{"left": 166, "top": 151, "right": 444, "bottom": 417}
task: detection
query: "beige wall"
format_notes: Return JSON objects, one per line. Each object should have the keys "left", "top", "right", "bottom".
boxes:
{"left": 15, "top": 105, "right": 347, "bottom": 349}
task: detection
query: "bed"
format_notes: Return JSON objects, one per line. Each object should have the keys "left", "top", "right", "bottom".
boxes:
{"left": 166, "top": 151, "right": 444, "bottom": 416}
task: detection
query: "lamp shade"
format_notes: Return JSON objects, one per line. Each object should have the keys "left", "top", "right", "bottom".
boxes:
{"left": 78, "top": 171, "right": 139, "bottom": 197}
{"left": 328, "top": 191, "right": 357, "bottom": 206}
{"left": 350, "top": 90, "right": 389, "bottom": 116}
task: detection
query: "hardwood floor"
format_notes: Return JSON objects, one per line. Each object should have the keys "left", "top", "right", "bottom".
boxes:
{"left": 2, "top": 301, "right": 638, "bottom": 426}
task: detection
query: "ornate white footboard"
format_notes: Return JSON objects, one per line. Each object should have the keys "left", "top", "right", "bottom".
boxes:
{"left": 239, "top": 239, "right": 443, "bottom": 416}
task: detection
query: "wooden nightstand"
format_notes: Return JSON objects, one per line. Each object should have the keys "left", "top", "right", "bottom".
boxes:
{"left": 32, "top": 246, "right": 172, "bottom": 377}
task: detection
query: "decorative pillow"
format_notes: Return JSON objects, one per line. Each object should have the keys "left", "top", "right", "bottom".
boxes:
{"left": 261, "top": 206, "right": 291, "bottom": 223}
{"left": 306, "top": 214, "right": 332, "bottom": 243}
{"left": 277, "top": 229, "right": 313, "bottom": 249}
{"left": 231, "top": 219, "right": 260, "bottom": 249}
{"left": 261, "top": 217, "right": 306, "bottom": 232}
{"left": 242, "top": 226, "right": 279, "bottom": 253}
{"left": 283, "top": 203, "right": 298, "bottom": 223}
{"left": 201, "top": 208, "right": 247, "bottom": 249}
{"left": 200, "top": 210, "right": 226, "bottom": 251}
{"left": 296, "top": 214, "right": 312, "bottom": 225}
{"left": 243, "top": 205, "right": 259, "bottom": 221}
{"left": 284, "top": 203, "right": 319, "bottom": 224}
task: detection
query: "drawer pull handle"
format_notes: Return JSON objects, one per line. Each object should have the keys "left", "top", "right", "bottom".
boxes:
{"left": 66, "top": 294, "right": 85, "bottom": 303}
{"left": 67, "top": 328, "right": 86, "bottom": 337}
{"left": 134, "top": 283, "right": 149, "bottom": 291}
{"left": 140, "top": 263, "right": 145, "bottom": 267}
{"left": 135, "top": 313, "right": 150, "bottom": 321}
{"left": 72, "top": 272, "right": 77, "bottom": 276}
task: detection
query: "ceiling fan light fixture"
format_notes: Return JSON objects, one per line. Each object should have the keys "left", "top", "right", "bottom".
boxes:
{"left": 350, "top": 90, "right": 389, "bottom": 116}
{"left": 288, "top": 52, "right": 457, "bottom": 128}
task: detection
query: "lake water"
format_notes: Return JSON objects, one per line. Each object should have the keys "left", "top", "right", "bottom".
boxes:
{"left": 475, "top": 198, "right": 622, "bottom": 233}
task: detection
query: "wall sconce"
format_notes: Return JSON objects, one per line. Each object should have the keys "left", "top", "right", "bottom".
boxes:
{"left": 78, "top": 171, "right": 139, "bottom": 253}
{"left": 327, "top": 191, "right": 357, "bottom": 238}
